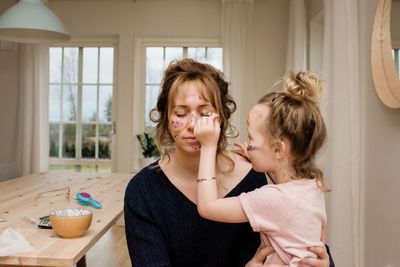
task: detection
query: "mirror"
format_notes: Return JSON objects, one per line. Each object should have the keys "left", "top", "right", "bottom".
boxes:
{"left": 391, "top": 0, "right": 400, "bottom": 77}
{"left": 371, "top": 0, "right": 400, "bottom": 108}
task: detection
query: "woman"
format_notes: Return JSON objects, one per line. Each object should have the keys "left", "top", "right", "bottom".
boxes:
{"left": 124, "top": 58, "right": 332, "bottom": 266}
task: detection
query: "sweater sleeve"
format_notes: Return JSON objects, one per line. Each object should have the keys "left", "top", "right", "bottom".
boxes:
{"left": 124, "top": 175, "right": 171, "bottom": 267}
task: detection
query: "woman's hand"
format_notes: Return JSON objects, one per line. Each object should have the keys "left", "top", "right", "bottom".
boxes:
{"left": 299, "top": 246, "right": 330, "bottom": 267}
{"left": 245, "top": 245, "right": 274, "bottom": 267}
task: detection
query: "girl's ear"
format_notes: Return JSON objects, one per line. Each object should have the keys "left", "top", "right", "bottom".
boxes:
{"left": 274, "top": 139, "right": 287, "bottom": 160}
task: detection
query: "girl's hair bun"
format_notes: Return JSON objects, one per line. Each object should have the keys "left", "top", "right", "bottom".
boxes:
{"left": 283, "top": 71, "right": 323, "bottom": 103}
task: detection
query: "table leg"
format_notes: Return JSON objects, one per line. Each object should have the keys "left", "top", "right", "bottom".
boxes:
{"left": 77, "top": 255, "right": 87, "bottom": 267}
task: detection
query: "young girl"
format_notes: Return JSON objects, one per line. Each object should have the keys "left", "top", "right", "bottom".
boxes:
{"left": 194, "top": 71, "right": 330, "bottom": 266}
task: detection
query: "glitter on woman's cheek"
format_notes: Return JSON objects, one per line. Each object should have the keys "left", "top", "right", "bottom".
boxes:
{"left": 170, "top": 119, "right": 186, "bottom": 138}
{"left": 173, "top": 119, "right": 184, "bottom": 129}
{"left": 190, "top": 143, "right": 201, "bottom": 150}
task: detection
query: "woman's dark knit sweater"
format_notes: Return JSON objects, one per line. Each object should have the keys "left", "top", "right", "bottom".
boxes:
{"left": 124, "top": 162, "right": 267, "bottom": 267}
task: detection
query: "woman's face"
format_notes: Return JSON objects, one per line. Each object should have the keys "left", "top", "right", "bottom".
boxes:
{"left": 169, "top": 80, "right": 216, "bottom": 153}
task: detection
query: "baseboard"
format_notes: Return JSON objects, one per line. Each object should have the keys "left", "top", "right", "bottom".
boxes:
{"left": 0, "top": 163, "right": 19, "bottom": 182}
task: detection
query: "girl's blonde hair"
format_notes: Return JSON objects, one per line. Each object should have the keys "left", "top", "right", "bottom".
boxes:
{"left": 259, "top": 71, "right": 330, "bottom": 191}
{"left": 150, "top": 58, "right": 237, "bottom": 173}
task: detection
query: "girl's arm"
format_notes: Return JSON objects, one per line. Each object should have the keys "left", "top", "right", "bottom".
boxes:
{"left": 194, "top": 115, "right": 248, "bottom": 223}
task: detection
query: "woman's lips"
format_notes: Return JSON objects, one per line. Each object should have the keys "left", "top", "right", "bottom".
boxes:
{"left": 183, "top": 137, "right": 200, "bottom": 146}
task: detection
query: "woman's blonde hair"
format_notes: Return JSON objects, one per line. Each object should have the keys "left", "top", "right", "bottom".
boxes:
{"left": 259, "top": 71, "right": 330, "bottom": 191}
{"left": 150, "top": 58, "right": 237, "bottom": 173}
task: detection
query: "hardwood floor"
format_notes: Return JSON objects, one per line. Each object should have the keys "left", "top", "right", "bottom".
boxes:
{"left": 86, "top": 224, "right": 131, "bottom": 267}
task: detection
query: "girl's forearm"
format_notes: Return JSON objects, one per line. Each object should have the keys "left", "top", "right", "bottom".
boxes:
{"left": 197, "top": 146, "right": 218, "bottom": 217}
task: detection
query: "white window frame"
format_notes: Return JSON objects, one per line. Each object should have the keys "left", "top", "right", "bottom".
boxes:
{"left": 49, "top": 37, "right": 118, "bottom": 169}
{"left": 132, "top": 38, "right": 221, "bottom": 171}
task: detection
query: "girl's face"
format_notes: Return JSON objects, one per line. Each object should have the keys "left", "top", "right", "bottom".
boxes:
{"left": 246, "top": 104, "right": 278, "bottom": 172}
{"left": 169, "top": 80, "right": 216, "bottom": 153}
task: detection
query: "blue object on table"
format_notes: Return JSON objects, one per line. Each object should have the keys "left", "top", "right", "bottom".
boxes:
{"left": 76, "top": 192, "right": 102, "bottom": 209}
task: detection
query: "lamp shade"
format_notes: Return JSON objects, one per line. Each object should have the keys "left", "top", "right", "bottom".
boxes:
{"left": 0, "top": 0, "right": 71, "bottom": 43}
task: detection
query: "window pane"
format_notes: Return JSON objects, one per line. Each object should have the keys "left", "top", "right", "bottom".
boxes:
{"left": 62, "top": 123, "right": 76, "bottom": 158}
{"left": 99, "top": 47, "right": 114, "bottom": 84}
{"left": 146, "top": 47, "right": 163, "bottom": 84}
{"left": 145, "top": 85, "right": 160, "bottom": 128}
{"left": 63, "top": 47, "right": 79, "bottom": 84}
{"left": 82, "top": 85, "right": 98, "bottom": 122}
{"left": 49, "top": 123, "right": 60, "bottom": 158}
{"left": 99, "top": 85, "right": 112, "bottom": 122}
{"left": 49, "top": 85, "right": 61, "bottom": 122}
{"left": 63, "top": 85, "right": 77, "bottom": 122}
{"left": 99, "top": 124, "right": 111, "bottom": 159}
{"left": 188, "top": 47, "right": 206, "bottom": 62}
{"left": 82, "top": 124, "right": 96, "bottom": 159}
{"left": 165, "top": 47, "right": 183, "bottom": 67}
{"left": 207, "top": 48, "right": 223, "bottom": 71}
{"left": 49, "top": 48, "right": 62, "bottom": 83}
{"left": 83, "top": 48, "right": 99, "bottom": 83}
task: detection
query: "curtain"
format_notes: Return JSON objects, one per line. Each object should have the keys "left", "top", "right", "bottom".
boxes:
{"left": 221, "top": 0, "right": 254, "bottom": 140}
{"left": 323, "top": 0, "right": 361, "bottom": 266}
{"left": 17, "top": 44, "right": 49, "bottom": 176}
{"left": 286, "top": 0, "right": 307, "bottom": 72}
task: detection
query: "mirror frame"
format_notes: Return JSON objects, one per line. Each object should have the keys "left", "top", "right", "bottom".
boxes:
{"left": 371, "top": 0, "right": 400, "bottom": 108}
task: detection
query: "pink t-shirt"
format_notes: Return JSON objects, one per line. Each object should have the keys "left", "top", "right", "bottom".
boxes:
{"left": 239, "top": 179, "right": 326, "bottom": 267}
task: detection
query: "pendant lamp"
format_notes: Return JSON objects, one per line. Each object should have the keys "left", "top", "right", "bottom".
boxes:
{"left": 0, "top": 0, "right": 71, "bottom": 43}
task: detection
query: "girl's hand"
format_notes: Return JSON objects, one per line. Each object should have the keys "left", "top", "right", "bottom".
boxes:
{"left": 233, "top": 142, "right": 251, "bottom": 162}
{"left": 245, "top": 245, "right": 274, "bottom": 267}
{"left": 193, "top": 113, "right": 220, "bottom": 148}
{"left": 299, "top": 246, "right": 330, "bottom": 267}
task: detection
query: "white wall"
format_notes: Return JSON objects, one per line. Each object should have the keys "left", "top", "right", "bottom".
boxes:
{"left": 48, "top": 0, "right": 290, "bottom": 172}
{"left": 0, "top": 0, "right": 19, "bottom": 181}
{"left": 360, "top": 0, "right": 400, "bottom": 266}
{"left": 0, "top": 43, "right": 19, "bottom": 181}
{"left": 392, "top": 1, "right": 400, "bottom": 44}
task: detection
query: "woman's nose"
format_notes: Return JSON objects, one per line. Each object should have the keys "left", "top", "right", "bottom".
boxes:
{"left": 188, "top": 113, "right": 197, "bottom": 130}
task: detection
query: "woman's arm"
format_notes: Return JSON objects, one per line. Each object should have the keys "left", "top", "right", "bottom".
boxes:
{"left": 246, "top": 245, "right": 333, "bottom": 267}
{"left": 124, "top": 184, "right": 171, "bottom": 267}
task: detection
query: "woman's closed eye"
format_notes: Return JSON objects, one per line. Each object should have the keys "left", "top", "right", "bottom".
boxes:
{"left": 200, "top": 112, "right": 213, "bottom": 117}
{"left": 175, "top": 112, "right": 187, "bottom": 118}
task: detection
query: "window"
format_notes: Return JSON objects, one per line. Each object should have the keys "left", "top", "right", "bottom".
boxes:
{"left": 144, "top": 46, "right": 223, "bottom": 131}
{"left": 49, "top": 46, "right": 114, "bottom": 172}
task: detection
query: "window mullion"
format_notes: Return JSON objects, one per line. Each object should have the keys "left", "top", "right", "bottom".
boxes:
{"left": 95, "top": 47, "right": 100, "bottom": 160}
{"left": 183, "top": 47, "right": 188, "bottom": 58}
{"left": 76, "top": 47, "right": 83, "bottom": 159}
{"left": 59, "top": 48, "right": 64, "bottom": 159}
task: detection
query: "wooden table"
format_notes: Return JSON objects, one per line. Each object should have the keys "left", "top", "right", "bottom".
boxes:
{"left": 0, "top": 172, "right": 132, "bottom": 267}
